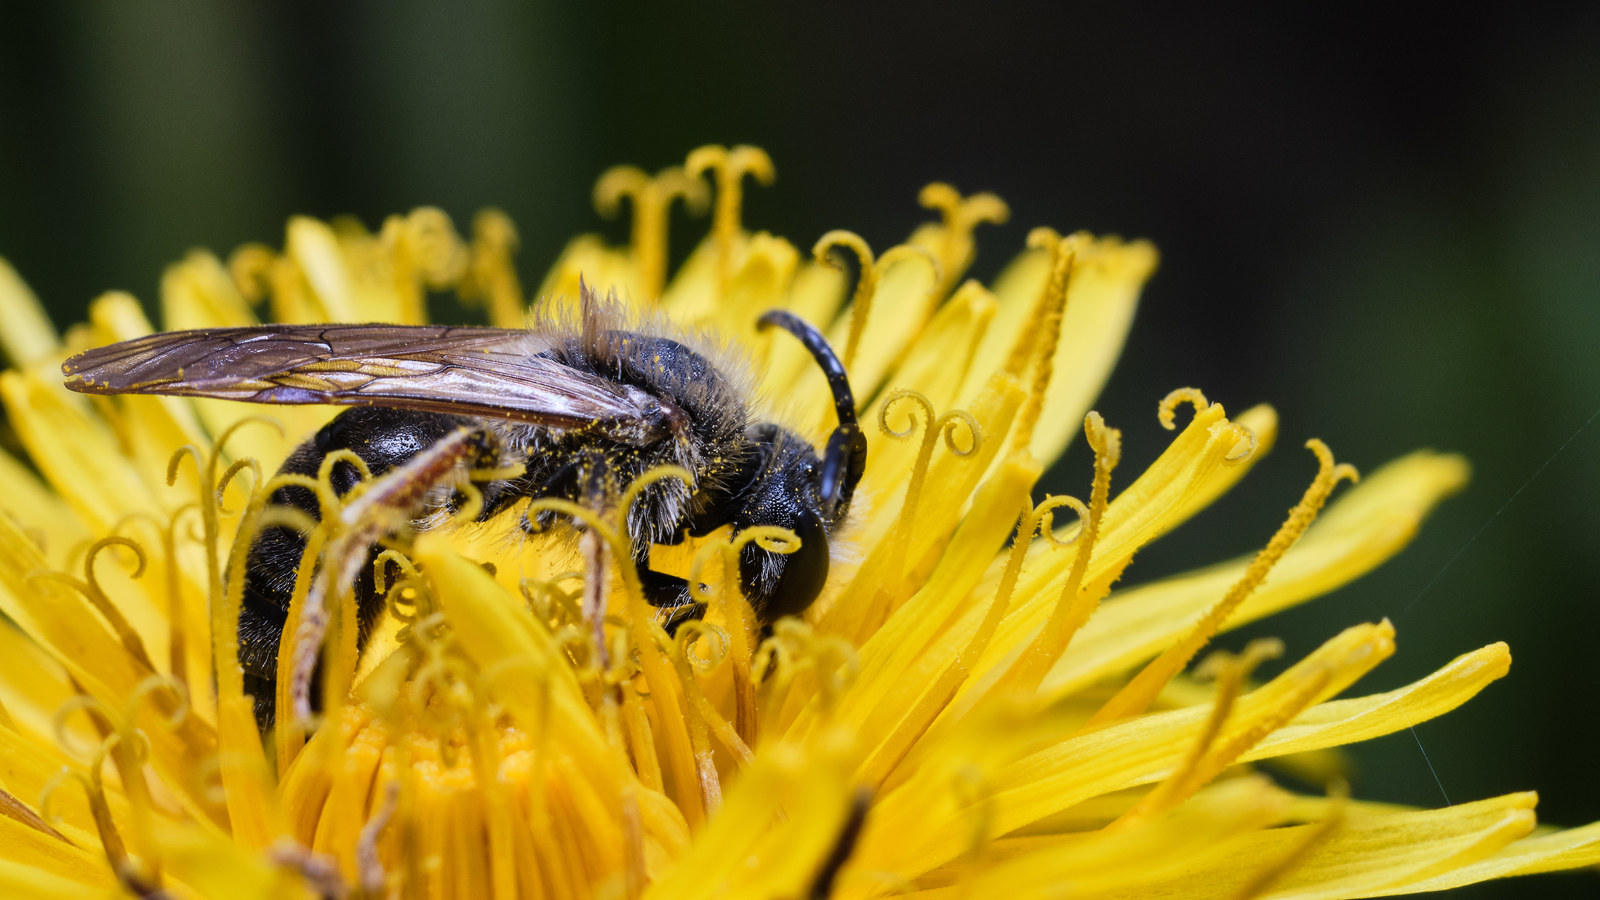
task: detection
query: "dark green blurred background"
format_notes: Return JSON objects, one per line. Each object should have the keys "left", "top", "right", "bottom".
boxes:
{"left": 2, "top": 4, "right": 1597, "bottom": 896}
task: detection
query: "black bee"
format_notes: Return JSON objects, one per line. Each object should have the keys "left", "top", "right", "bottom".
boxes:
{"left": 62, "top": 291, "right": 866, "bottom": 727}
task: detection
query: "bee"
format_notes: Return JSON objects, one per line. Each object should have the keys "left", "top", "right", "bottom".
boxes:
{"left": 62, "top": 289, "right": 866, "bottom": 727}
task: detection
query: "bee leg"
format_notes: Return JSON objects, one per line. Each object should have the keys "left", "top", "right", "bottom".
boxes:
{"left": 638, "top": 568, "right": 707, "bottom": 634}
{"left": 660, "top": 601, "right": 709, "bottom": 635}
{"left": 516, "top": 452, "right": 606, "bottom": 535}
{"left": 243, "top": 660, "right": 326, "bottom": 732}
{"left": 242, "top": 671, "right": 277, "bottom": 730}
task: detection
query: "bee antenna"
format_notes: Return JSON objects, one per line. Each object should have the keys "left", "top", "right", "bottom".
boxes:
{"left": 757, "top": 310, "right": 866, "bottom": 516}
{"left": 756, "top": 311, "right": 857, "bottom": 427}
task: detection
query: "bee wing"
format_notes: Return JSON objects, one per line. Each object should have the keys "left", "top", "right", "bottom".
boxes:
{"left": 62, "top": 324, "right": 673, "bottom": 441}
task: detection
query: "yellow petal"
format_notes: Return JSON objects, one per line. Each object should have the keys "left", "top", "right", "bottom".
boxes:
{"left": 286, "top": 216, "right": 363, "bottom": 321}
{"left": 159, "top": 821, "right": 317, "bottom": 900}
{"left": 955, "top": 237, "right": 1157, "bottom": 462}
{"left": 643, "top": 735, "right": 858, "bottom": 900}
{"left": 857, "top": 622, "right": 1394, "bottom": 880}
{"left": 656, "top": 234, "right": 720, "bottom": 316}
{"left": 892, "top": 776, "right": 1292, "bottom": 898}
{"left": 0, "top": 617, "right": 94, "bottom": 752}
{"left": 537, "top": 234, "right": 638, "bottom": 308}
{"left": 825, "top": 249, "right": 943, "bottom": 402}
{"left": 876, "top": 281, "right": 997, "bottom": 415}
{"left": 0, "top": 370, "right": 160, "bottom": 532}
{"left": 0, "top": 259, "right": 59, "bottom": 369}
{"left": 1038, "top": 450, "right": 1468, "bottom": 697}
{"left": 1245, "top": 642, "right": 1510, "bottom": 763}
{"left": 0, "top": 859, "right": 106, "bottom": 900}
{"left": 0, "top": 444, "right": 86, "bottom": 570}
{"left": 1088, "top": 793, "right": 1538, "bottom": 900}
{"left": 0, "top": 815, "right": 113, "bottom": 892}
{"left": 160, "top": 250, "right": 259, "bottom": 330}
{"left": 1369, "top": 820, "right": 1600, "bottom": 895}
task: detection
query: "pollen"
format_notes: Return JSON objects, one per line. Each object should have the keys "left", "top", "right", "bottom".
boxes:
{"left": 0, "top": 147, "right": 1591, "bottom": 900}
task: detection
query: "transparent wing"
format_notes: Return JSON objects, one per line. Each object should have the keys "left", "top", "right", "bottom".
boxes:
{"left": 62, "top": 324, "right": 671, "bottom": 440}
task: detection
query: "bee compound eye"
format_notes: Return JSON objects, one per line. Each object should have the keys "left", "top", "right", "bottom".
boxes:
{"left": 747, "top": 507, "right": 830, "bottom": 623}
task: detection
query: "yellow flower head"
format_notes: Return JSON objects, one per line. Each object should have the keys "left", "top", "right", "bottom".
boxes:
{"left": 0, "top": 144, "right": 1595, "bottom": 899}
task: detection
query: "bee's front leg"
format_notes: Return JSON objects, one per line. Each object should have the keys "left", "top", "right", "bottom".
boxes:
{"left": 637, "top": 568, "right": 706, "bottom": 634}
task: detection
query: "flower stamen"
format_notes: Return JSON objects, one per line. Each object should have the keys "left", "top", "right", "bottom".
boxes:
{"left": 27, "top": 535, "right": 155, "bottom": 671}
{"left": 232, "top": 238, "right": 308, "bottom": 323}
{"left": 879, "top": 391, "right": 982, "bottom": 533}
{"left": 686, "top": 145, "right": 775, "bottom": 295}
{"left": 380, "top": 207, "right": 469, "bottom": 325}
{"left": 528, "top": 476, "right": 707, "bottom": 823}
{"left": 862, "top": 391, "right": 982, "bottom": 628}
{"left": 1158, "top": 387, "right": 1212, "bottom": 430}
{"left": 458, "top": 210, "right": 525, "bottom": 328}
{"left": 1109, "top": 637, "right": 1284, "bottom": 829}
{"left": 670, "top": 621, "right": 727, "bottom": 814}
{"left": 518, "top": 572, "right": 584, "bottom": 629}
{"left": 215, "top": 457, "right": 263, "bottom": 516}
{"left": 987, "top": 412, "right": 1123, "bottom": 702}
{"left": 812, "top": 231, "right": 942, "bottom": 370}
{"left": 286, "top": 429, "right": 492, "bottom": 728}
{"left": 1088, "top": 439, "right": 1360, "bottom": 727}
{"left": 620, "top": 680, "right": 664, "bottom": 793}
{"left": 171, "top": 415, "right": 282, "bottom": 703}
{"left": 689, "top": 525, "right": 798, "bottom": 745}
{"left": 580, "top": 528, "right": 610, "bottom": 669}
{"left": 40, "top": 766, "right": 142, "bottom": 891}
{"left": 757, "top": 620, "right": 858, "bottom": 736}
{"left": 54, "top": 698, "right": 167, "bottom": 887}
{"left": 813, "top": 231, "right": 875, "bottom": 369}
{"left": 916, "top": 183, "right": 1010, "bottom": 296}
{"left": 595, "top": 165, "right": 710, "bottom": 302}
{"left": 675, "top": 619, "right": 754, "bottom": 765}
{"left": 1008, "top": 229, "right": 1080, "bottom": 456}
{"left": 268, "top": 840, "right": 347, "bottom": 899}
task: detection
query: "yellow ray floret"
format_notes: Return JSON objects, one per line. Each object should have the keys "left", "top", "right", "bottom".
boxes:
{"left": 0, "top": 146, "right": 1592, "bottom": 899}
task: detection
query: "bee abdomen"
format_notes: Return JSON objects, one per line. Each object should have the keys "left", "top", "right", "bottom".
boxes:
{"left": 239, "top": 406, "right": 482, "bottom": 727}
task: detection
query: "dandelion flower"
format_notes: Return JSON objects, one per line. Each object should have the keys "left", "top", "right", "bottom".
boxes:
{"left": 0, "top": 144, "right": 1595, "bottom": 899}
